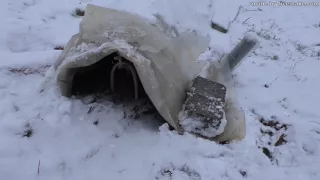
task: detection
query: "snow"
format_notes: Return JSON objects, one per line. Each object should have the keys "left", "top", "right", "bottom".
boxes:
{"left": 211, "top": 0, "right": 233, "bottom": 30}
{"left": 1, "top": 0, "right": 320, "bottom": 180}
{"left": 59, "top": 40, "right": 148, "bottom": 70}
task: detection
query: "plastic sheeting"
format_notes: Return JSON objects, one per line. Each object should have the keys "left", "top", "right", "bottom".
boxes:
{"left": 54, "top": 4, "right": 248, "bottom": 142}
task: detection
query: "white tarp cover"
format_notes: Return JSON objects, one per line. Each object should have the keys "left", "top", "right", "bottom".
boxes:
{"left": 54, "top": 4, "right": 245, "bottom": 142}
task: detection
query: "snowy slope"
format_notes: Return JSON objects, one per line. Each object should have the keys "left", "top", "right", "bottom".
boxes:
{"left": 1, "top": 0, "right": 320, "bottom": 180}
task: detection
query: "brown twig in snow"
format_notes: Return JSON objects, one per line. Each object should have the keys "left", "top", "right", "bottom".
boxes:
{"left": 264, "top": 77, "right": 279, "bottom": 88}
{"left": 37, "top": 160, "right": 40, "bottom": 175}
{"left": 229, "top": 6, "right": 243, "bottom": 26}
{"left": 242, "top": 17, "right": 251, "bottom": 24}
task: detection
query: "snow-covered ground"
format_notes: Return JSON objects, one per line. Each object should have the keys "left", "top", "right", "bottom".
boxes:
{"left": 1, "top": 0, "right": 320, "bottom": 179}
